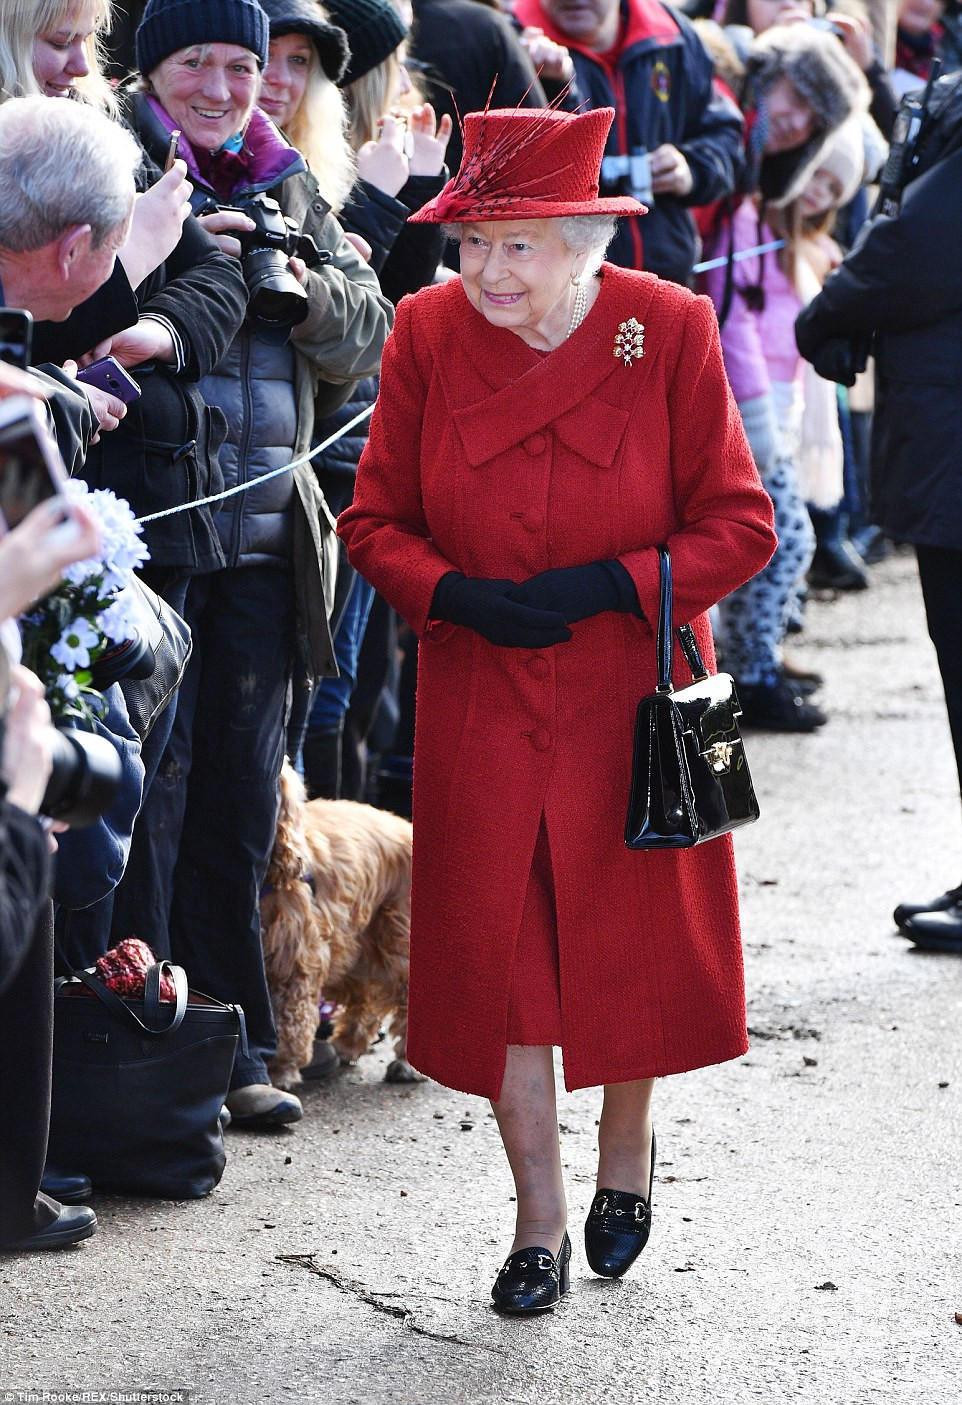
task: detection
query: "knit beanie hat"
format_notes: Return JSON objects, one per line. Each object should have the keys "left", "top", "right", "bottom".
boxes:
{"left": 322, "top": 0, "right": 407, "bottom": 86}
{"left": 136, "top": 0, "right": 271, "bottom": 75}
{"left": 812, "top": 114, "right": 866, "bottom": 209}
{"left": 258, "top": 0, "right": 350, "bottom": 84}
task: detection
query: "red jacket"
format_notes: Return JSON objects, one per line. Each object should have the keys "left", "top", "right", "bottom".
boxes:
{"left": 339, "top": 265, "right": 775, "bottom": 1098}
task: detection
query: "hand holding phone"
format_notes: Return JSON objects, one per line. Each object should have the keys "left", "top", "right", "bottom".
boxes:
{"left": 76, "top": 356, "right": 142, "bottom": 404}
{"left": 164, "top": 128, "right": 181, "bottom": 172}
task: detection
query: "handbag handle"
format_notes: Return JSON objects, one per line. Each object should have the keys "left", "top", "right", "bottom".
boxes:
{"left": 72, "top": 961, "right": 190, "bottom": 1038}
{"left": 654, "top": 546, "right": 710, "bottom": 691}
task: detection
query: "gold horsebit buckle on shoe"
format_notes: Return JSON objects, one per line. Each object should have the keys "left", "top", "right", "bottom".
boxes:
{"left": 499, "top": 1251, "right": 558, "bottom": 1280}
{"left": 595, "top": 1195, "right": 647, "bottom": 1224}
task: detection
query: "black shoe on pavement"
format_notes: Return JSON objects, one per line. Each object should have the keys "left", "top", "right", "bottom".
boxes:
{"left": 3, "top": 1204, "right": 97, "bottom": 1252}
{"left": 737, "top": 678, "right": 828, "bottom": 732}
{"left": 893, "top": 884, "right": 962, "bottom": 931}
{"left": 491, "top": 1232, "right": 571, "bottom": 1314}
{"left": 898, "top": 908, "right": 962, "bottom": 953}
{"left": 808, "top": 541, "right": 870, "bottom": 591}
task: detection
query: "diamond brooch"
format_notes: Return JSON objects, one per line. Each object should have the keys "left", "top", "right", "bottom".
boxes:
{"left": 613, "top": 318, "right": 645, "bottom": 366}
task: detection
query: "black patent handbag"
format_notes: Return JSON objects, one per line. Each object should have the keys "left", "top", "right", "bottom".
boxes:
{"left": 625, "top": 547, "right": 759, "bottom": 849}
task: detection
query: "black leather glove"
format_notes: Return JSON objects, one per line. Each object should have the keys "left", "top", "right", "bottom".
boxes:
{"left": 429, "top": 572, "right": 572, "bottom": 648}
{"left": 506, "top": 561, "right": 642, "bottom": 624}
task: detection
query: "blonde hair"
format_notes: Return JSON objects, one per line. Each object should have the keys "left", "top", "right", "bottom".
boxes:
{"left": 343, "top": 49, "right": 400, "bottom": 149}
{"left": 0, "top": 0, "right": 116, "bottom": 113}
{"left": 279, "top": 50, "right": 356, "bottom": 213}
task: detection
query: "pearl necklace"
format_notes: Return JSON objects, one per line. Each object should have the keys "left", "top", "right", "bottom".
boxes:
{"left": 567, "top": 280, "right": 588, "bottom": 339}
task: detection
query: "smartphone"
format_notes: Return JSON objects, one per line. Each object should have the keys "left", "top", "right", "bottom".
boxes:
{"left": 0, "top": 395, "right": 69, "bottom": 530}
{"left": 0, "top": 307, "right": 33, "bottom": 370}
{"left": 164, "top": 128, "right": 181, "bottom": 172}
{"left": 76, "top": 355, "right": 142, "bottom": 404}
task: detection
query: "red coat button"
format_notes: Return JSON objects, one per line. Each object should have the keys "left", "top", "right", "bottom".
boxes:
{"left": 527, "top": 656, "right": 549, "bottom": 679}
{"left": 524, "top": 433, "right": 547, "bottom": 455}
{"left": 529, "top": 727, "right": 551, "bottom": 751}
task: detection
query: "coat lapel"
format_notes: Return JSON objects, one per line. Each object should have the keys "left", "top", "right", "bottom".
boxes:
{"left": 445, "top": 267, "right": 664, "bottom": 469}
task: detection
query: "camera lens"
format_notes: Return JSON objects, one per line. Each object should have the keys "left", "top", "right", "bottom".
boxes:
{"left": 243, "top": 249, "right": 310, "bottom": 330}
{"left": 41, "top": 725, "right": 122, "bottom": 828}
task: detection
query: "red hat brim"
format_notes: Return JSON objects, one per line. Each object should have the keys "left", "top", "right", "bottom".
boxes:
{"left": 408, "top": 191, "right": 647, "bottom": 223}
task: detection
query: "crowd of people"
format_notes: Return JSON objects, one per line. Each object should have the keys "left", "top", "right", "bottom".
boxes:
{"left": 0, "top": 0, "right": 959, "bottom": 1312}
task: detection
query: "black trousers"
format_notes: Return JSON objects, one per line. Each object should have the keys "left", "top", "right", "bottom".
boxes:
{"left": 0, "top": 903, "right": 57, "bottom": 1243}
{"left": 115, "top": 565, "right": 296, "bottom": 1088}
{"left": 915, "top": 544, "right": 962, "bottom": 825}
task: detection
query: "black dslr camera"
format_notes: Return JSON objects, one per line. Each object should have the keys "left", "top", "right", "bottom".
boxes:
{"left": 198, "top": 193, "right": 331, "bottom": 337}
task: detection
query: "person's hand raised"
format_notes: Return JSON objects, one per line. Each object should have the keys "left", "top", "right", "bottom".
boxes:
{"left": 118, "top": 161, "right": 193, "bottom": 290}
{"left": 357, "top": 113, "right": 411, "bottom": 198}
{"left": 407, "top": 104, "right": 453, "bottom": 178}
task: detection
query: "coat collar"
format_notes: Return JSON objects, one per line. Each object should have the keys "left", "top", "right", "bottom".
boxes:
{"left": 445, "top": 265, "right": 662, "bottom": 469}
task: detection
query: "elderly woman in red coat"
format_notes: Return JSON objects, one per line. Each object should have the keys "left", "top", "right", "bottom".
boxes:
{"left": 339, "top": 104, "right": 777, "bottom": 1315}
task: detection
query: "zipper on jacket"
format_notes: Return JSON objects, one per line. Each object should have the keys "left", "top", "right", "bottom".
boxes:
{"left": 230, "top": 334, "right": 256, "bottom": 569}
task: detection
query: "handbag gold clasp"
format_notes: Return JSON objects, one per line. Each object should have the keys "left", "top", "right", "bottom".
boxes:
{"left": 702, "top": 740, "right": 734, "bottom": 773}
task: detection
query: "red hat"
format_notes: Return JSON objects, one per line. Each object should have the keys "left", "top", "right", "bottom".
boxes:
{"left": 408, "top": 106, "right": 648, "bottom": 224}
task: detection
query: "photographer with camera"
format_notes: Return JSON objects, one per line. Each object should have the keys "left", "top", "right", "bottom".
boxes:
{"left": 796, "top": 70, "right": 962, "bottom": 952}
{"left": 118, "top": 0, "right": 392, "bottom": 1128}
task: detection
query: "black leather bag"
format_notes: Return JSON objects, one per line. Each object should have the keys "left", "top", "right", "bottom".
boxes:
{"left": 625, "top": 547, "right": 759, "bottom": 849}
{"left": 48, "top": 960, "right": 245, "bottom": 1198}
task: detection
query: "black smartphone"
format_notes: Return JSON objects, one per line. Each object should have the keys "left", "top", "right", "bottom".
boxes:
{"left": 76, "top": 355, "right": 142, "bottom": 404}
{"left": 0, "top": 395, "right": 69, "bottom": 530}
{"left": 0, "top": 308, "right": 33, "bottom": 370}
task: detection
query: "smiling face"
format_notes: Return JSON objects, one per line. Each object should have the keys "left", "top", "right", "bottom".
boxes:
{"left": 260, "top": 31, "right": 315, "bottom": 130}
{"left": 32, "top": 0, "right": 100, "bottom": 97}
{"left": 148, "top": 43, "right": 261, "bottom": 153}
{"left": 762, "top": 75, "right": 819, "bottom": 153}
{"left": 456, "top": 219, "right": 586, "bottom": 350}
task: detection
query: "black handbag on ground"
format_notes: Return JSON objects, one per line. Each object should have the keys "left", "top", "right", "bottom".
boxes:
{"left": 114, "top": 578, "right": 192, "bottom": 742}
{"left": 625, "top": 547, "right": 759, "bottom": 850}
{"left": 48, "top": 959, "right": 245, "bottom": 1198}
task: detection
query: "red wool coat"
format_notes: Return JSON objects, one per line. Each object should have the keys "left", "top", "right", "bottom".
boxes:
{"left": 339, "top": 264, "right": 777, "bottom": 1099}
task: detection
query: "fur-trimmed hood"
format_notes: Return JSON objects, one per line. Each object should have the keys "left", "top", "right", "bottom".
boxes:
{"left": 743, "top": 23, "right": 868, "bottom": 204}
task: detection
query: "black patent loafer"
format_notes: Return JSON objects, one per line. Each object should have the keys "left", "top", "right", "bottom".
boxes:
{"left": 585, "top": 1131, "right": 656, "bottom": 1279}
{"left": 491, "top": 1231, "right": 571, "bottom": 1315}
{"left": 899, "top": 907, "right": 962, "bottom": 953}
{"left": 893, "top": 884, "right": 962, "bottom": 931}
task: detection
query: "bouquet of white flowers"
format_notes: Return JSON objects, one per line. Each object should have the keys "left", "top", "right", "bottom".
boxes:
{"left": 19, "top": 480, "right": 150, "bottom": 723}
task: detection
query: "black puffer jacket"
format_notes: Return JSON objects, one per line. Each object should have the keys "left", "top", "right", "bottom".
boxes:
{"left": 795, "top": 74, "right": 962, "bottom": 550}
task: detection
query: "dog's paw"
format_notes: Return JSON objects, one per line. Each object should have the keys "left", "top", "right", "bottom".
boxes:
{"left": 384, "top": 1058, "right": 423, "bottom": 1084}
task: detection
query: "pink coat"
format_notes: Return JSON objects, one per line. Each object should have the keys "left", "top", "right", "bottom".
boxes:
{"left": 339, "top": 264, "right": 776, "bottom": 1099}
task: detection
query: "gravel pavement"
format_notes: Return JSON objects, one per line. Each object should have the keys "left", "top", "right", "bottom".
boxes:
{"left": 2, "top": 547, "right": 960, "bottom": 1405}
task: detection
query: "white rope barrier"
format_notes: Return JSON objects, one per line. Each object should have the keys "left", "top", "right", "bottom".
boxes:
{"left": 134, "top": 237, "right": 784, "bottom": 527}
